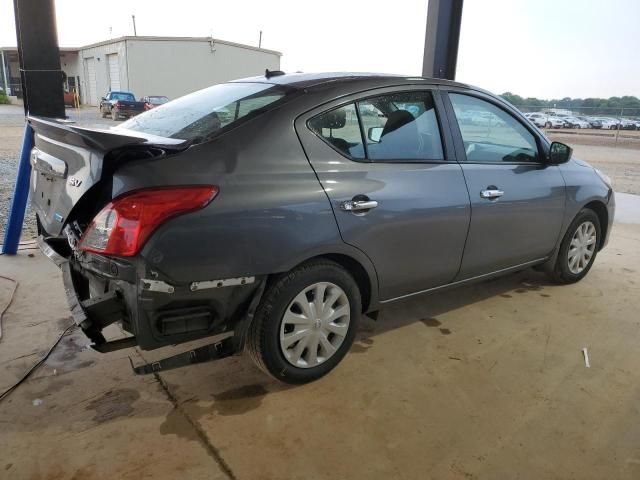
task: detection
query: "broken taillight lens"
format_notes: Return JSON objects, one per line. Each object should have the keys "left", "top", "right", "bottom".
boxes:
{"left": 78, "top": 186, "right": 218, "bottom": 257}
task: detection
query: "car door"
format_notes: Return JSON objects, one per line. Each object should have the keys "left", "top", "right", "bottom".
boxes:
{"left": 296, "top": 87, "right": 471, "bottom": 301}
{"left": 442, "top": 89, "right": 566, "bottom": 280}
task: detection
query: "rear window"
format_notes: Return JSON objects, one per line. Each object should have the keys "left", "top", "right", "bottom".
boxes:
{"left": 149, "top": 96, "right": 169, "bottom": 104}
{"left": 120, "top": 82, "right": 290, "bottom": 143}
{"left": 112, "top": 92, "right": 135, "bottom": 101}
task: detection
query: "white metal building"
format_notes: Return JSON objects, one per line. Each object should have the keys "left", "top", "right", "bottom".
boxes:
{"left": 1, "top": 36, "right": 281, "bottom": 106}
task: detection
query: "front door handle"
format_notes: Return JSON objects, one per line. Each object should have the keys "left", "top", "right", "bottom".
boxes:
{"left": 480, "top": 188, "right": 504, "bottom": 199}
{"left": 340, "top": 199, "right": 378, "bottom": 212}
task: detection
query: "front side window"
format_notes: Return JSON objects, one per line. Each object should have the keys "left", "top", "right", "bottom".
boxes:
{"left": 308, "top": 104, "right": 365, "bottom": 159}
{"left": 449, "top": 93, "right": 539, "bottom": 163}
{"left": 120, "top": 82, "right": 291, "bottom": 144}
{"left": 358, "top": 91, "right": 444, "bottom": 161}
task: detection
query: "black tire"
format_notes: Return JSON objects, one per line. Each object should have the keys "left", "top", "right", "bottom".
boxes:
{"left": 111, "top": 108, "right": 118, "bottom": 121}
{"left": 549, "top": 208, "right": 601, "bottom": 284}
{"left": 247, "top": 259, "right": 361, "bottom": 384}
{"left": 101, "top": 107, "right": 107, "bottom": 118}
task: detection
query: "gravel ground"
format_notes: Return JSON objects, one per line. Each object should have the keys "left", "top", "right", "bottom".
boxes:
{"left": 1, "top": 105, "right": 638, "bottom": 241}
{"left": 0, "top": 105, "right": 121, "bottom": 241}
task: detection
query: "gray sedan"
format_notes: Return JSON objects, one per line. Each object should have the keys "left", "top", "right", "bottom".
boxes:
{"left": 30, "top": 72, "right": 614, "bottom": 383}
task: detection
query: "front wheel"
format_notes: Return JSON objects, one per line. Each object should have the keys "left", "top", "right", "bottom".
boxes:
{"left": 248, "top": 260, "right": 361, "bottom": 384}
{"left": 549, "top": 209, "right": 601, "bottom": 284}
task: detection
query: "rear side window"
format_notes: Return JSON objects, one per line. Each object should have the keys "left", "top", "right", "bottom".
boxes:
{"left": 358, "top": 91, "right": 443, "bottom": 161}
{"left": 308, "top": 104, "right": 365, "bottom": 159}
{"left": 120, "top": 82, "right": 291, "bottom": 144}
{"left": 308, "top": 90, "right": 444, "bottom": 162}
{"left": 449, "top": 93, "right": 539, "bottom": 163}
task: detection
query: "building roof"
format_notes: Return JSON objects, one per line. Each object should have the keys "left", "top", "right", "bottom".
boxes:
{"left": 1, "top": 46, "right": 79, "bottom": 53}
{"left": 2, "top": 35, "right": 281, "bottom": 56}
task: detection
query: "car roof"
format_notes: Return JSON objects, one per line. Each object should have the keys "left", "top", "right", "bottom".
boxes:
{"left": 230, "top": 71, "right": 474, "bottom": 91}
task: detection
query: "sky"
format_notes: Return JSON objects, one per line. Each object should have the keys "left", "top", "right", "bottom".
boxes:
{"left": 1, "top": 0, "right": 638, "bottom": 99}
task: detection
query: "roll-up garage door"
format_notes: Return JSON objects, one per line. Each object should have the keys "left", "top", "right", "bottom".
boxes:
{"left": 85, "top": 57, "right": 97, "bottom": 106}
{"left": 107, "top": 54, "right": 120, "bottom": 91}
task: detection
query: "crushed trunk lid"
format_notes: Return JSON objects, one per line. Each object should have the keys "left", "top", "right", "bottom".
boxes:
{"left": 28, "top": 116, "right": 189, "bottom": 237}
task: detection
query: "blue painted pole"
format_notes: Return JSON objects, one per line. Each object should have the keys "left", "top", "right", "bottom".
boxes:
{"left": 2, "top": 123, "right": 34, "bottom": 255}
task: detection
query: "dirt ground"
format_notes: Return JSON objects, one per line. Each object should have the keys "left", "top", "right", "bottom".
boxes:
{"left": 1, "top": 221, "right": 639, "bottom": 479}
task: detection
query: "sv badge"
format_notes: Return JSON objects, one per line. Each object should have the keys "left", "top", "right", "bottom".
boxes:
{"left": 68, "top": 176, "right": 82, "bottom": 187}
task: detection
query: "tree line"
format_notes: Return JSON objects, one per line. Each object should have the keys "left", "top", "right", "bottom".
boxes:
{"left": 500, "top": 92, "right": 640, "bottom": 117}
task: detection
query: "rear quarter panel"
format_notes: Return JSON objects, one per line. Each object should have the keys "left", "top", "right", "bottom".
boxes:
{"left": 112, "top": 107, "right": 379, "bottom": 308}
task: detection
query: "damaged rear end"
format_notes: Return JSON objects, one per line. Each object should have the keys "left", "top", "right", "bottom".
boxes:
{"left": 30, "top": 117, "right": 255, "bottom": 363}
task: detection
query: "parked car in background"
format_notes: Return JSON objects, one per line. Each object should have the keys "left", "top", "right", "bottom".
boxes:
{"left": 585, "top": 117, "right": 602, "bottom": 129}
{"left": 598, "top": 117, "right": 618, "bottom": 130}
{"left": 524, "top": 113, "right": 564, "bottom": 129}
{"left": 525, "top": 112, "right": 547, "bottom": 128}
{"left": 545, "top": 116, "right": 565, "bottom": 128}
{"left": 618, "top": 118, "right": 637, "bottom": 130}
{"left": 30, "top": 73, "right": 615, "bottom": 384}
{"left": 142, "top": 95, "right": 170, "bottom": 110}
{"left": 564, "top": 116, "right": 590, "bottom": 129}
{"left": 100, "top": 91, "right": 146, "bottom": 120}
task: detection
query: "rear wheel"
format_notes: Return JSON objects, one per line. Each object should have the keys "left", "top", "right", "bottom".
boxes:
{"left": 248, "top": 260, "right": 361, "bottom": 384}
{"left": 549, "top": 209, "right": 601, "bottom": 284}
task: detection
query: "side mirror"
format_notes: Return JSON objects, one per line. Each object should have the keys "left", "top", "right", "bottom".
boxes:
{"left": 101, "top": 97, "right": 106, "bottom": 101}
{"left": 548, "top": 142, "right": 572, "bottom": 164}
{"left": 367, "top": 126, "right": 383, "bottom": 143}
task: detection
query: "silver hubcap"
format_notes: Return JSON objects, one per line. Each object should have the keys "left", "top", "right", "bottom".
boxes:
{"left": 279, "top": 282, "right": 350, "bottom": 369}
{"left": 568, "top": 221, "right": 597, "bottom": 274}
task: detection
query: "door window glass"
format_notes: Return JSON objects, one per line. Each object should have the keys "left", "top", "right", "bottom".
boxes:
{"left": 358, "top": 91, "right": 444, "bottom": 161}
{"left": 308, "top": 103, "right": 365, "bottom": 159}
{"left": 449, "top": 93, "right": 539, "bottom": 163}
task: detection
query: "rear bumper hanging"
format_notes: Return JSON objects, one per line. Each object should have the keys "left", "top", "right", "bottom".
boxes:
{"left": 128, "top": 336, "right": 236, "bottom": 375}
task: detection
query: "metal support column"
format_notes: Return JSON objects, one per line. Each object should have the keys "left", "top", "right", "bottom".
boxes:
{"left": 2, "top": 0, "right": 65, "bottom": 255}
{"left": 0, "top": 50, "right": 8, "bottom": 94}
{"left": 422, "top": 0, "right": 464, "bottom": 80}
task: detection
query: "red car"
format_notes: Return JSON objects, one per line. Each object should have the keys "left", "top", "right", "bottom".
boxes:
{"left": 142, "top": 95, "right": 169, "bottom": 110}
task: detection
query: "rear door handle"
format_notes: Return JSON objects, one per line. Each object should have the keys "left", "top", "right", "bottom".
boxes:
{"left": 480, "top": 188, "right": 504, "bottom": 199}
{"left": 340, "top": 200, "right": 378, "bottom": 212}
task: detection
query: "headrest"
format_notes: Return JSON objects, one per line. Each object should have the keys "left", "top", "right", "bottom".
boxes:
{"left": 316, "top": 108, "right": 346, "bottom": 129}
{"left": 382, "top": 110, "right": 415, "bottom": 137}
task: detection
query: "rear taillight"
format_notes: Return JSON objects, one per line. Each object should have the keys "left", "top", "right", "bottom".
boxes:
{"left": 79, "top": 186, "right": 218, "bottom": 257}
{"left": 115, "top": 101, "right": 122, "bottom": 108}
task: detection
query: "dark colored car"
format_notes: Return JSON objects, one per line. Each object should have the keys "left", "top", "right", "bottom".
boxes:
{"left": 100, "top": 91, "right": 145, "bottom": 120}
{"left": 30, "top": 73, "right": 615, "bottom": 384}
{"left": 142, "top": 95, "right": 170, "bottom": 110}
{"left": 586, "top": 118, "right": 602, "bottom": 129}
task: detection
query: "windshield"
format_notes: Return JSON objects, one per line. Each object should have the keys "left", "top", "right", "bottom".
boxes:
{"left": 121, "top": 82, "right": 290, "bottom": 143}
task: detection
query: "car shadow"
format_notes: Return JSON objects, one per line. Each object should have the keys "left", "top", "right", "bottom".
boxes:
{"left": 358, "top": 268, "right": 555, "bottom": 340}
{"left": 164, "top": 268, "right": 557, "bottom": 409}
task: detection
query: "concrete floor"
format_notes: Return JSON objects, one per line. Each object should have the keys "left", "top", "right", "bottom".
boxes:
{"left": 1, "top": 220, "right": 640, "bottom": 479}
